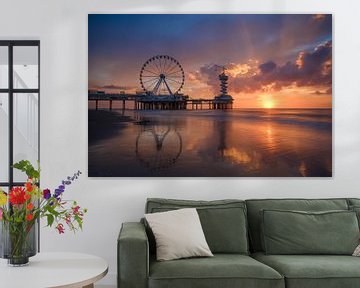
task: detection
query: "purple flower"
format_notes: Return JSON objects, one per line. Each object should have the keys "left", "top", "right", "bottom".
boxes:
{"left": 54, "top": 171, "right": 82, "bottom": 199}
{"left": 54, "top": 189, "right": 63, "bottom": 198}
{"left": 43, "top": 189, "right": 51, "bottom": 200}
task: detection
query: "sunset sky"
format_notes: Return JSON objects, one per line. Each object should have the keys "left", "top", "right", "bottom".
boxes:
{"left": 88, "top": 14, "right": 332, "bottom": 108}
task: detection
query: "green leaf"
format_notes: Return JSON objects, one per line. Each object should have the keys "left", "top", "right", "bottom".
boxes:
{"left": 75, "top": 216, "right": 83, "bottom": 230}
{"left": 47, "top": 214, "right": 54, "bottom": 227}
{"left": 47, "top": 206, "right": 60, "bottom": 217}
{"left": 12, "top": 160, "right": 40, "bottom": 180}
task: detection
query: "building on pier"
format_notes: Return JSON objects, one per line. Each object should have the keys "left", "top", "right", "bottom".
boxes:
{"left": 213, "top": 69, "right": 233, "bottom": 109}
{"left": 135, "top": 94, "right": 187, "bottom": 110}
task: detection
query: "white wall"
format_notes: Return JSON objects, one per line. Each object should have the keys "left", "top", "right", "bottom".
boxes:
{"left": 1, "top": 0, "right": 360, "bottom": 286}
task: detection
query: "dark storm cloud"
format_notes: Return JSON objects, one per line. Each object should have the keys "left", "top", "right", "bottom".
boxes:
{"left": 89, "top": 84, "right": 136, "bottom": 91}
{"left": 274, "top": 40, "right": 332, "bottom": 87}
{"left": 100, "top": 85, "right": 131, "bottom": 90}
{"left": 259, "top": 61, "right": 277, "bottom": 74}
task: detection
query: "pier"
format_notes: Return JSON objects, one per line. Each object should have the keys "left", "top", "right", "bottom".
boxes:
{"left": 88, "top": 93, "right": 232, "bottom": 110}
{"left": 88, "top": 93, "right": 137, "bottom": 110}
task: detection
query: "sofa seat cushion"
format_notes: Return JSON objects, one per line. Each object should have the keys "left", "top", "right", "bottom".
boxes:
{"left": 149, "top": 254, "right": 284, "bottom": 288}
{"left": 252, "top": 252, "right": 360, "bottom": 288}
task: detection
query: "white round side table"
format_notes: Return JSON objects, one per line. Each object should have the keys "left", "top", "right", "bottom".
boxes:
{"left": 0, "top": 252, "right": 108, "bottom": 288}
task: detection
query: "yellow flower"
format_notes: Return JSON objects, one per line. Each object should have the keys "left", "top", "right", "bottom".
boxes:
{"left": 0, "top": 190, "right": 7, "bottom": 206}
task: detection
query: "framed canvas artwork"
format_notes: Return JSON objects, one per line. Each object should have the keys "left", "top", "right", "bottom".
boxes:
{"left": 88, "top": 14, "right": 332, "bottom": 177}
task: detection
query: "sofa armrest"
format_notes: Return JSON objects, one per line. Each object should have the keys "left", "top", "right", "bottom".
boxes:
{"left": 118, "top": 222, "right": 149, "bottom": 288}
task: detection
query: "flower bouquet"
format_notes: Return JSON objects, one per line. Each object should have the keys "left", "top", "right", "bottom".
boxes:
{"left": 0, "top": 160, "right": 87, "bottom": 266}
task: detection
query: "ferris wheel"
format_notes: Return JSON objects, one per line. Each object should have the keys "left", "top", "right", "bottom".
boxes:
{"left": 140, "top": 55, "right": 185, "bottom": 95}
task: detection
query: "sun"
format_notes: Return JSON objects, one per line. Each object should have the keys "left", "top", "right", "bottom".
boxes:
{"left": 263, "top": 100, "right": 275, "bottom": 109}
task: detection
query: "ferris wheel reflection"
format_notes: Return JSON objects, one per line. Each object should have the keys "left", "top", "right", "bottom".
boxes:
{"left": 135, "top": 122, "right": 183, "bottom": 174}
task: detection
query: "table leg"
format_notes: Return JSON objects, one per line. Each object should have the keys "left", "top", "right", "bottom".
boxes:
{"left": 82, "top": 284, "right": 94, "bottom": 288}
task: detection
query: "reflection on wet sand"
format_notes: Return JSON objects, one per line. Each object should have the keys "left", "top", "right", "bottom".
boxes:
{"left": 88, "top": 108, "right": 332, "bottom": 177}
{"left": 216, "top": 119, "right": 262, "bottom": 173}
{"left": 135, "top": 123, "right": 182, "bottom": 173}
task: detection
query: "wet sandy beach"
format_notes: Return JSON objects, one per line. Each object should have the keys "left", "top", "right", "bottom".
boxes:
{"left": 88, "top": 108, "right": 332, "bottom": 177}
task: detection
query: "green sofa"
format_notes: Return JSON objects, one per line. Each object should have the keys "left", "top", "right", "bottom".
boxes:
{"left": 118, "top": 198, "right": 360, "bottom": 288}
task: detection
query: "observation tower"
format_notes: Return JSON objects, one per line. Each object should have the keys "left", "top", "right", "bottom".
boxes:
{"left": 213, "top": 67, "right": 233, "bottom": 109}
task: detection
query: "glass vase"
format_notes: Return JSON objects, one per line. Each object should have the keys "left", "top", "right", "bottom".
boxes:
{"left": 0, "top": 220, "right": 37, "bottom": 266}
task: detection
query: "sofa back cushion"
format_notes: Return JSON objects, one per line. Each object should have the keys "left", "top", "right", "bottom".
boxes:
{"left": 347, "top": 199, "right": 360, "bottom": 228}
{"left": 261, "top": 209, "right": 360, "bottom": 255}
{"left": 246, "top": 198, "right": 349, "bottom": 252}
{"left": 348, "top": 198, "right": 360, "bottom": 207}
{"left": 145, "top": 198, "right": 249, "bottom": 254}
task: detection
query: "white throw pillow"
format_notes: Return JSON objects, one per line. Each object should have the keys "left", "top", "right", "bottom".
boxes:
{"left": 353, "top": 244, "right": 360, "bottom": 256}
{"left": 145, "top": 208, "right": 213, "bottom": 261}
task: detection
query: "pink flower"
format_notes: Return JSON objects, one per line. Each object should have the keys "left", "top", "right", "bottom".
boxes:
{"left": 0, "top": 208, "right": 3, "bottom": 220}
{"left": 65, "top": 214, "right": 71, "bottom": 225}
{"left": 72, "top": 205, "right": 80, "bottom": 215}
{"left": 56, "top": 223, "right": 65, "bottom": 234}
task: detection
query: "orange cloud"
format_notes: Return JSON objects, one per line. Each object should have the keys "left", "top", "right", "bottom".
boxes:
{"left": 192, "top": 40, "right": 332, "bottom": 108}
{"left": 226, "top": 61, "right": 259, "bottom": 78}
{"left": 313, "top": 14, "right": 326, "bottom": 21}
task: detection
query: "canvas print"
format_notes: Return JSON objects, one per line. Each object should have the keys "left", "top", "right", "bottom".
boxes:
{"left": 88, "top": 14, "right": 332, "bottom": 177}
